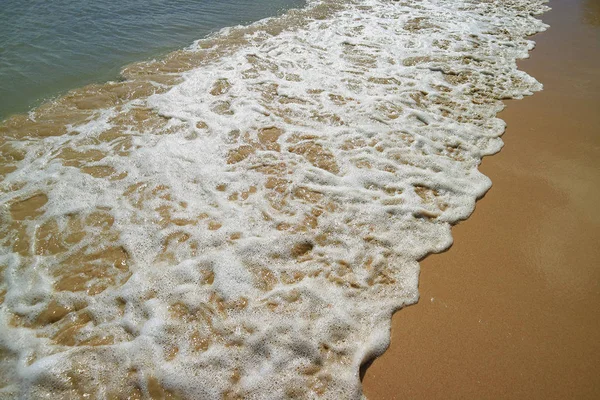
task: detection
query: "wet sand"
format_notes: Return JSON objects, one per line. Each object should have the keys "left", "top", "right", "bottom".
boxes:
{"left": 362, "top": 0, "right": 600, "bottom": 398}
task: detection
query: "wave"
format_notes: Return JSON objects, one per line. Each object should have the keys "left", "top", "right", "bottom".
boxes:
{"left": 0, "top": 0, "right": 548, "bottom": 398}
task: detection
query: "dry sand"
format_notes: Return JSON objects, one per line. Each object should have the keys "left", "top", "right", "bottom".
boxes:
{"left": 362, "top": 0, "right": 600, "bottom": 398}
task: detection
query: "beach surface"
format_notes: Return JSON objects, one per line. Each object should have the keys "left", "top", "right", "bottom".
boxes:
{"left": 0, "top": 0, "right": 589, "bottom": 397}
{"left": 362, "top": 0, "right": 600, "bottom": 398}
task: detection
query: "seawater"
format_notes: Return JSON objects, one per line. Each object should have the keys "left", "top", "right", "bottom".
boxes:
{"left": 0, "top": 0, "right": 548, "bottom": 398}
{"left": 0, "top": 0, "right": 305, "bottom": 120}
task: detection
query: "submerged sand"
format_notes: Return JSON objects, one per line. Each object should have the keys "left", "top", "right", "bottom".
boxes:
{"left": 362, "top": 0, "right": 600, "bottom": 398}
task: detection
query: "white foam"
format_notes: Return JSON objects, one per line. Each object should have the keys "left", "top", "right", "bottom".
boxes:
{"left": 0, "top": 0, "right": 549, "bottom": 398}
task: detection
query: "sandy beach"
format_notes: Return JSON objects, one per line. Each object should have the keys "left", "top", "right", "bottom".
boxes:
{"left": 1, "top": 0, "right": 594, "bottom": 397}
{"left": 362, "top": 0, "right": 600, "bottom": 398}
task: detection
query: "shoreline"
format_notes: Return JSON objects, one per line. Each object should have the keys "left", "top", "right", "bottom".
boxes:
{"left": 0, "top": 0, "right": 580, "bottom": 393}
{"left": 362, "top": 0, "right": 600, "bottom": 398}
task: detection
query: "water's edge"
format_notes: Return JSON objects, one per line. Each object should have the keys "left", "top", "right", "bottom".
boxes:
{"left": 0, "top": 1, "right": 550, "bottom": 398}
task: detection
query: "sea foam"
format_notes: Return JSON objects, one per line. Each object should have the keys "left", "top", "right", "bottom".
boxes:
{"left": 0, "top": 0, "right": 548, "bottom": 398}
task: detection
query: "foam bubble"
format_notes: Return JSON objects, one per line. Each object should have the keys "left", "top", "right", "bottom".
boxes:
{"left": 0, "top": 0, "right": 548, "bottom": 398}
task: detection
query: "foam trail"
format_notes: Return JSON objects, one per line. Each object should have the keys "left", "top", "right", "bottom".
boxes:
{"left": 0, "top": 0, "right": 548, "bottom": 398}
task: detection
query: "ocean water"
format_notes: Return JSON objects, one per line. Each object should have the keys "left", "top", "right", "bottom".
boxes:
{"left": 0, "top": 0, "right": 305, "bottom": 120}
{"left": 0, "top": 0, "right": 548, "bottom": 398}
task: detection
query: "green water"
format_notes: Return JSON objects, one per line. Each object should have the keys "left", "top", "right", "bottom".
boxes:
{"left": 0, "top": 0, "right": 305, "bottom": 121}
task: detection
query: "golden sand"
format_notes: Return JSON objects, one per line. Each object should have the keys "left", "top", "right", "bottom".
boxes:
{"left": 362, "top": 0, "right": 600, "bottom": 398}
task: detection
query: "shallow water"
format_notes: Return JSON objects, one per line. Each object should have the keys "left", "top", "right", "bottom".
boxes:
{"left": 0, "top": 0, "right": 548, "bottom": 398}
{"left": 0, "top": 0, "right": 305, "bottom": 120}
